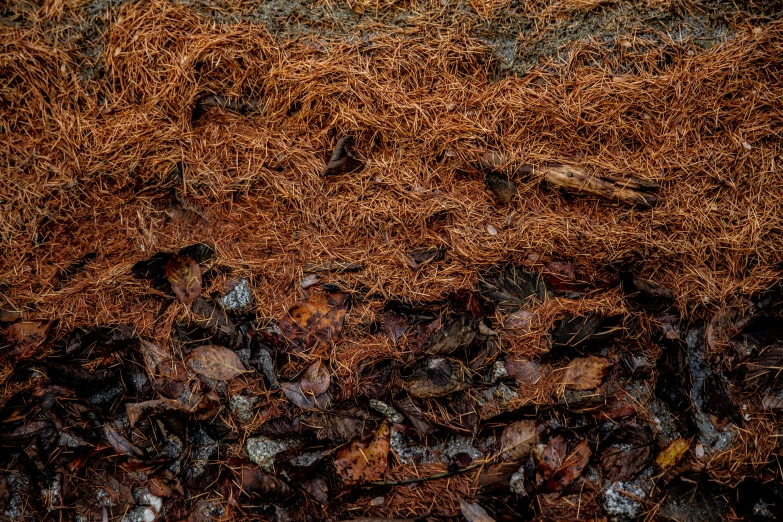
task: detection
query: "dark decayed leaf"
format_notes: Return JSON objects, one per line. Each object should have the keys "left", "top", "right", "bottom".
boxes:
{"left": 542, "top": 261, "right": 590, "bottom": 295}
{"left": 407, "top": 247, "right": 446, "bottom": 270}
{"left": 599, "top": 425, "right": 653, "bottom": 482}
{"left": 334, "top": 422, "right": 390, "bottom": 484}
{"left": 166, "top": 254, "right": 202, "bottom": 304}
{"left": 104, "top": 426, "right": 143, "bottom": 457}
{"left": 460, "top": 500, "right": 497, "bottom": 522}
{"left": 485, "top": 171, "right": 516, "bottom": 203}
{"left": 301, "top": 477, "right": 329, "bottom": 504}
{"left": 186, "top": 345, "right": 246, "bottom": 381}
{"left": 706, "top": 300, "right": 754, "bottom": 352}
{"left": 702, "top": 374, "right": 739, "bottom": 425}
{"left": 744, "top": 341, "right": 783, "bottom": 390}
{"left": 279, "top": 292, "right": 349, "bottom": 351}
{"left": 126, "top": 399, "right": 191, "bottom": 427}
{"left": 322, "top": 135, "right": 365, "bottom": 177}
{"left": 236, "top": 461, "right": 295, "bottom": 500}
{"left": 541, "top": 438, "right": 591, "bottom": 492}
{"left": 383, "top": 310, "right": 408, "bottom": 343}
{"left": 478, "top": 266, "right": 547, "bottom": 312}
{"left": 548, "top": 312, "right": 621, "bottom": 357}
{"left": 395, "top": 396, "right": 436, "bottom": 435}
{"left": 403, "top": 357, "right": 471, "bottom": 398}
{"left": 448, "top": 289, "right": 495, "bottom": 318}
{"left": 325, "top": 403, "right": 372, "bottom": 442}
{"left": 423, "top": 313, "right": 481, "bottom": 355}
{"left": 190, "top": 297, "right": 244, "bottom": 350}
{"left": 620, "top": 273, "right": 675, "bottom": 312}
{"left": 655, "top": 340, "right": 697, "bottom": 436}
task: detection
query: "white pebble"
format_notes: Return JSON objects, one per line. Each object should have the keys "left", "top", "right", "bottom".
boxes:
{"left": 487, "top": 224, "right": 498, "bottom": 236}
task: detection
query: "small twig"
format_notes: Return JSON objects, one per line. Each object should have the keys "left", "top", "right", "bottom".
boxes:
{"left": 366, "top": 462, "right": 482, "bottom": 486}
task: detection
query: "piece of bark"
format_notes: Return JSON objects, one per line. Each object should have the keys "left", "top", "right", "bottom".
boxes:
{"left": 539, "top": 162, "right": 658, "bottom": 206}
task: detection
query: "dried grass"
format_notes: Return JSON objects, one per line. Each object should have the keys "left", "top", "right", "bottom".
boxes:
{"left": 2, "top": 0, "right": 783, "bottom": 518}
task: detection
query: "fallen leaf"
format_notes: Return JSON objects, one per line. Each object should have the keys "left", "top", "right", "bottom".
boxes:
{"left": 148, "top": 471, "right": 184, "bottom": 498}
{"left": 281, "top": 381, "right": 332, "bottom": 410}
{"left": 505, "top": 357, "right": 546, "bottom": 386}
{"left": 543, "top": 261, "right": 590, "bottom": 294}
{"left": 423, "top": 313, "right": 481, "bottom": 355}
{"left": 334, "top": 422, "right": 390, "bottom": 484}
{"left": 485, "top": 171, "right": 516, "bottom": 203}
{"left": 280, "top": 293, "right": 349, "bottom": 351}
{"left": 126, "top": 399, "right": 191, "bottom": 427}
{"left": 322, "top": 135, "right": 365, "bottom": 177}
{"left": 236, "top": 462, "right": 295, "bottom": 499}
{"left": 395, "top": 396, "right": 436, "bottom": 435}
{"left": 1, "top": 320, "right": 51, "bottom": 358}
{"left": 460, "top": 500, "right": 496, "bottom": 522}
{"left": 503, "top": 309, "right": 533, "bottom": 333}
{"left": 300, "top": 360, "right": 331, "bottom": 395}
{"left": 302, "top": 477, "right": 328, "bottom": 504}
{"left": 500, "top": 420, "right": 540, "bottom": 461}
{"left": 561, "top": 357, "right": 613, "bottom": 390}
{"left": 404, "top": 357, "right": 471, "bottom": 398}
{"left": 382, "top": 310, "right": 408, "bottom": 343}
{"left": 599, "top": 426, "right": 653, "bottom": 482}
{"left": 762, "top": 392, "right": 783, "bottom": 410}
{"left": 655, "top": 437, "right": 690, "bottom": 470}
{"left": 535, "top": 434, "right": 567, "bottom": 486}
{"left": 542, "top": 438, "right": 591, "bottom": 492}
{"left": 165, "top": 254, "right": 202, "bottom": 304}
{"left": 186, "top": 345, "right": 246, "bottom": 381}
{"left": 104, "top": 426, "right": 143, "bottom": 457}
{"left": 479, "top": 266, "right": 547, "bottom": 312}
{"left": 549, "top": 312, "right": 620, "bottom": 353}
{"left": 407, "top": 247, "right": 446, "bottom": 270}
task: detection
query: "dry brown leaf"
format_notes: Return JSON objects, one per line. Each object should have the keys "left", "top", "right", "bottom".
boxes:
{"left": 280, "top": 293, "right": 349, "bottom": 351}
{"left": 186, "top": 345, "right": 246, "bottom": 381}
{"left": 334, "top": 422, "right": 390, "bottom": 484}
{"left": 2, "top": 320, "right": 52, "bottom": 358}
{"left": 500, "top": 419, "right": 541, "bottom": 461}
{"left": 460, "top": 500, "right": 496, "bottom": 522}
{"left": 542, "top": 438, "right": 591, "bottom": 492}
{"left": 300, "top": 360, "right": 330, "bottom": 395}
{"left": 561, "top": 357, "right": 613, "bottom": 390}
{"left": 165, "top": 254, "right": 202, "bottom": 304}
{"left": 506, "top": 357, "right": 546, "bottom": 385}
{"left": 655, "top": 437, "right": 690, "bottom": 470}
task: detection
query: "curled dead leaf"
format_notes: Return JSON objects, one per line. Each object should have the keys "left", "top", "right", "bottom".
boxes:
{"left": 165, "top": 254, "right": 202, "bottom": 304}
{"left": 334, "top": 422, "right": 390, "bottom": 484}
{"left": 322, "top": 135, "right": 365, "bottom": 177}
{"left": 186, "top": 345, "right": 246, "bottom": 381}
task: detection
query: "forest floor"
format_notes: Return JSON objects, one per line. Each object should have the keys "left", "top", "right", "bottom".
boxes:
{"left": 2, "top": 0, "right": 783, "bottom": 520}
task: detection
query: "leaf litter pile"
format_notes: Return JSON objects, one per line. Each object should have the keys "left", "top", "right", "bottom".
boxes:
{"left": 2, "top": 0, "right": 783, "bottom": 520}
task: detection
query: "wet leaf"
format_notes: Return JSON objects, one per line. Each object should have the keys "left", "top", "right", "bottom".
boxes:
{"left": 300, "top": 360, "right": 330, "bottom": 395}
{"left": 620, "top": 273, "right": 675, "bottom": 312}
{"left": 542, "top": 438, "right": 591, "bottom": 492}
{"left": 460, "top": 500, "right": 496, "bottom": 522}
{"left": 236, "top": 462, "right": 295, "bottom": 499}
{"left": 281, "top": 382, "right": 332, "bottom": 410}
{"left": 561, "top": 357, "right": 613, "bottom": 390}
{"left": 166, "top": 254, "right": 202, "bottom": 304}
{"left": 322, "top": 135, "right": 365, "bottom": 177}
{"left": 148, "top": 470, "right": 185, "bottom": 498}
{"left": 503, "top": 309, "right": 533, "bottom": 333}
{"left": 655, "top": 437, "right": 690, "bottom": 470}
{"left": 126, "top": 399, "right": 191, "bottom": 427}
{"left": 186, "top": 345, "right": 246, "bottom": 381}
{"left": 279, "top": 293, "right": 349, "bottom": 351}
{"left": 479, "top": 266, "right": 547, "bottom": 312}
{"left": 535, "top": 434, "right": 567, "bottom": 486}
{"left": 334, "top": 422, "right": 390, "bottom": 484}
{"left": 302, "top": 477, "right": 328, "bottom": 504}
{"left": 744, "top": 342, "right": 783, "bottom": 389}
{"left": 549, "top": 312, "right": 621, "bottom": 354}
{"left": 505, "top": 357, "right": 546, "bottom": 386}
{"left": 407, "top": 247, "right": 446, "bottom": 270}
{"left": 395, "top": 396, "right": 436, "bottom": 435}
{"left": 104, "top": 426, "right": 143, "bottom": 457}
{"left": 542, "top": 261, "right": 589, "bottom": 295}
{"left": 706, "top": 300, "right": 754, "bottom": 352}
{"left": 448, "top": 289, "right": 495, "bottom": 319}
{"left": 403, "top": 357, "right": 471, "bottom": 398}
{"left": 423, "top": 313, "right": 481, "bottom": 355}
{"left": 500, "top": 420, "right": 540, "bottom": 461}
{"left": 599, "top": 425, "right": 653, "bottom": 482}
{"left": 2, "top": 320, "right": 52, "bottom": 358}
{"left": 485, "top": 171, "right": 516, "bottom": 203}
{"left": 382, "top": 310, "right": 408, "bottom": 343}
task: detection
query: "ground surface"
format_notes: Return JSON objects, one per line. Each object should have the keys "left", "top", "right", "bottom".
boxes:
{"left": 2, "top": 0, "right": 783, "bottom": 521}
